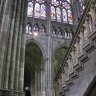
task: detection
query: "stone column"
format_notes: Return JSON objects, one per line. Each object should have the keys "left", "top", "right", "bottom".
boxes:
{"left": 3, "top": 0, "right": 18, "bottom": 89}
{"left": 19, "top": 0, "right": 26, "bottom": 92}
{"left": 0, "top": 0, "right": 13, "bottom": 88}
{"left": 14, "top": 0, "right": 26, "bottom": 92}
{"left": 9, "top": 0, "right": 22, "bottom": 90}
{"left": 45, "top": 0, "right": 53, "bottom": 96}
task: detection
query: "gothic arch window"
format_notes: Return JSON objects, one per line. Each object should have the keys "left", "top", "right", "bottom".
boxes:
{"left": 56, "top": 7, "right": 61, "bottom": 22}
{"left": 27, "top": 0, "right": 46, "bottom": 19}
{"left": 51, "top": 6, "right": 56, "bottom": 20}
{"left": 51, "top": 0, "right": 73, "bottom": 24}
{"left": 68, "top": 9, "right": 73, "bottom": 24}
{"left": 34, "top": 3, "right": 40, "bottom": 18}
{"left": 62, "top": 8, "right": 67, "bottom": 23}
{"left": 27, "top": 2, "right": 33, "bottom": 17}
{"left": 40, "top": 4, "right": 46, "bottom": 19}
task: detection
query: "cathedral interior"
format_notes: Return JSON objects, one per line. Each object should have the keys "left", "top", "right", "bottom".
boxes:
{"left": 0, "top": 0, "right": 96, "bottom": 96}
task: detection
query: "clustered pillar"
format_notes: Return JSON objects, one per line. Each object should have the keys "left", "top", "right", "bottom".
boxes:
{"left": 0, "top": 0, "right": 26, "bottom": 95}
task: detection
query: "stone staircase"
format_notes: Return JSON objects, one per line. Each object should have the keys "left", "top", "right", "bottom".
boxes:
{"left": 54, "top": 0, "right": 96, "bottom": 96}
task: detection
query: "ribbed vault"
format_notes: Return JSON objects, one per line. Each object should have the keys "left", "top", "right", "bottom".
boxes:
{"left": 24, "top": 42, "right": 43, "bottom": 88}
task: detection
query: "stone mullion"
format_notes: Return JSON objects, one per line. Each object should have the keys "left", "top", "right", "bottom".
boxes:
{"left": 0, "top": 0, "right": 13, "bottom": 87}
{"left": 9, "top": 0, "right": 22, "bottom": 90}
{"left": 14, "top": 0, "right": 24, "bottom": 91}
{"left": 19, "top": 0, "right": 26, "bottom": 91}
{"left": 3, "top": 0, "right": 18, "bottom": 89}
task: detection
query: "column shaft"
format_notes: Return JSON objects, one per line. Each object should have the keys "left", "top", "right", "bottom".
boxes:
{"left": 18, "top": 0, "right": 26, "bottom": 91}
{"left": 0, "top": 0, "right": 13, "bottom": 87}
{"left": 45, "top": 0, "right": 53, "bottom": 96}
{"left": 9, "top": 0, "right": 22, "bottom": 89}
{"left": 3, "top": 0, "right": 18, "bottom": 89}
{"left": 14, "top": 0, "right": 24, "bottom": 90}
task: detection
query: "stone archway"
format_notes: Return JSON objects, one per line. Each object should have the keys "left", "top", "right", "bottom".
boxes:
{"left": 25, "top": 41, "right": 44, "bottom": 96}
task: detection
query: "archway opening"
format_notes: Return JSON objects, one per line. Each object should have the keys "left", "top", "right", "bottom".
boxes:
{"left": 52, "top": 46, "right": 68, "bottom": 75}
{"left": 24, "top": 41, "right": 43, "bottom": 95}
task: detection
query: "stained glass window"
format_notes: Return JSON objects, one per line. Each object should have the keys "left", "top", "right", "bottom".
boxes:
{"left": 27, "top": 2, "right": 33, "bottom": 17}
{"left": 62, "top": 9, "right": 67, "bottom": 23}
{"left": 56, "top": 7, "right": 61, "bottom": 22}
{"left": 68, "top": 10, "right": 73, "bottom": 24}
{"left": 40, "top": 4, "right": 46, "bottom": 18}
{"left": 27, "top": 0, "right": 73, "bottom": 24}
{"left": 51, "top": 6, "right": 56, "bottom": 20}
{"left": 34, "top": 3, "right": 40, "bottom": 18}
{"left": 51, "top": 0, "right": 73, "bottom": 24}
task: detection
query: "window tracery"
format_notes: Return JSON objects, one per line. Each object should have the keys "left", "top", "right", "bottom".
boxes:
{"left": 27, "top": 0, "right": 73, "bottom": 24}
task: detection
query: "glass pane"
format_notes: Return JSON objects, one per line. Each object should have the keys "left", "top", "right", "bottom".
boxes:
{"left": 34, "top": 3, "right": 40, "bottom": 18}
{"left": 68, "top": 10, "right": 73, "bottom": 24}
{"left": 27, "top": 2, "right": 33, "bottom": 17}
{"left": 40, "top": 4, "right": 46, "bottom": 18}
{"left": 51, "top": 6, "right": 56, "bottom": 20}
{"left": 56, "top": 7, "right": 61, "bottom": 22}
{"left": 62, "top": 9, "right": 67, "bottom": 23}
